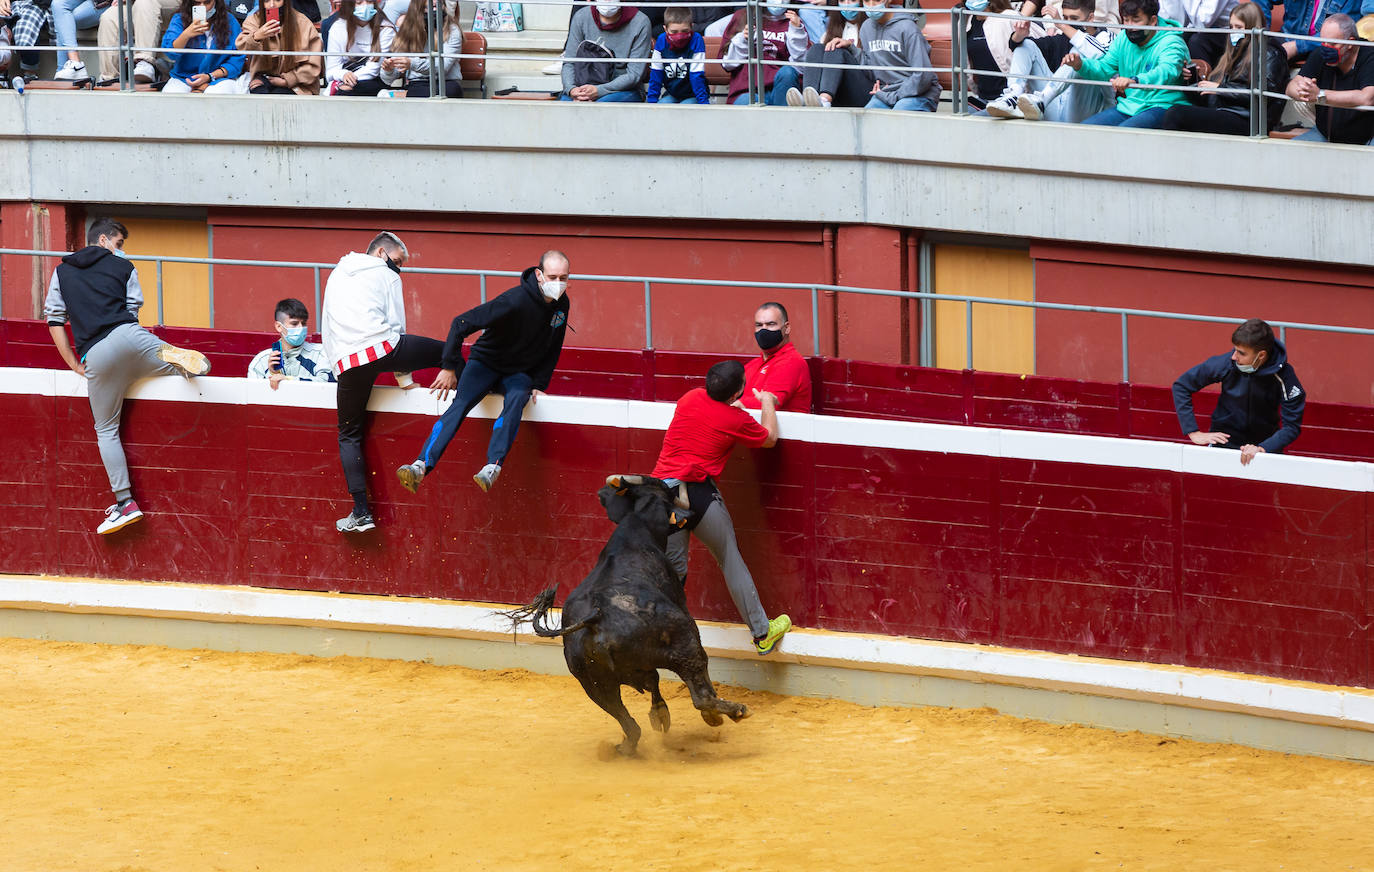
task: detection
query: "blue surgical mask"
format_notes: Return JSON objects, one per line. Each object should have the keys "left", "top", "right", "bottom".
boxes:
{"left": 201, "top": 3, "right": 216, "bottom": 17}
{"left": 283, "top": 326, "right": 307, "bottom": 347}
{"left": 864, "top": 5, "right": 887, "bottom": 18}
{"left": 112, "top": 248, "right": 129, "bottom": 259}
{"left": 839, "top": 3, "right": 861, "bottom": 19}
{"left": 766, "top": 4, "right": 786, "bottom": 16}
{"left": 964, "top": 0, "right": 987, "bottom": 10}
{"left": 1228, "top": 31, "right": 1242, "bottom": 45}
{"left": 354, "top": 3, "right": 376, "bottom": 21}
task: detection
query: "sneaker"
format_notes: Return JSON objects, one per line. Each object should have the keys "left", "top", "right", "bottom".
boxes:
{"left": 55, "top": 60, "right": 89, "bottom": 81}
{"left": 157, "top": 343, "right": 211, "bottom": 378}
{"left": 1016, "top": 92, "right": 1045, "bottom": 121}
{"left": 133, "top": 60, "right": 157, "bottom": 84}
{"left": 985, "top": 93, "right": 1023, "bottom": 119}
{"left": 396, "top": 460, "right": 426, "bottom": 494}
{"left": 336, "top": 511, "right": 376, "bottom": 533}
{"left": 97, "top": 499, "right": 143, "bottom": 535}
{"left": 542, "top": 60, "right": 562, "bottom": 75}
{"left": 753, "top": 614, "right": 792, "bottom": 656}
{"left": 784, "top": 86, "right": 803, "bottom": 107}
{"left": 328, "top": 80, "right": 340, "bottom": 96}
{"left": 473, "top": 462, "right": 501, "bottom": 493}
{"left": 802, "top": 86, "right": 823, "bottom": 107}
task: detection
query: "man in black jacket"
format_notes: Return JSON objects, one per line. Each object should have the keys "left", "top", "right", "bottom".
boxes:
{"left": 1172, "top": 318, "right": 1305, "bottom": 467}
{"left": 396, "top": 250, "right": 571, "bottom": 494}
{"left": 44, "top": 217, "right": 211, "bottom": 535}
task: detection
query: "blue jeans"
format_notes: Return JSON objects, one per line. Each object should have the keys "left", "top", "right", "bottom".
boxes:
{"left": 865, "top": 94, "right": 937, "bottom": 111}
{"left": 656, "top": 92, "right": 699, "bottom": 104}
{"left": 54, "top": 0, "right": 102, "bottom": 53}
{"left": 1294, "top": 126, "right": 1374, "bottom": 145}
{"left": 559, "top": 89, "right": 643, "bottom": 102}
{"left": 1081, "top": 106, "right": 1170, "bottom": 128}
{"left": 416, "top": 358, "right": 536, "bottom": 471}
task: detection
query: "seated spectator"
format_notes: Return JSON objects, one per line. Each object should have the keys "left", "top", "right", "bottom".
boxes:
{"left": 97, "top": 0, "right": 181, "bottom": 83}
{"left": 4, "top": 0, "right": 50, "bottom": 78}
{"left": 1285, "top": 13, "right": 1374, "bottom": 144}
{"left": 1172, "top": 318, "right": 1303, "bottom": 466}
{"left": 786, "top": 0, "right": 874, "bottom": 108}
{"left": 975, "top": 0, "right": 1047, "bottom": 95}
{"left": 985, "top": 0, "right": 1114, "bottom": 121}
{"left": 1255, "top": 0, "right": 1360, "bottom": 62}
{"left": 325, "top": 0, "right": 395, "bottom": 96}
{"left": 52, "top": 0, "right": 102, "bottom": 80}
{"left": 1159, "top": 3, "right": 1287, "bottom": 135}
{"left": 229, "top": 0, "right": 320, "bottom": 23}
{"left": 559, "top": 2, "right": 651, "bottom": 102}
{"left": 382, "top": 0, "right": 462, "bottom": 97}
{"left": 1019, "top": 0, "right": 1119, "bottom": 26}
{"left": 161, "top": 0, "right": 247, "bottom": 92}
{"left": 1158, "top": 0, "right": 1237, "bottom": 66}
{"left": 719, "top": 3, "right": 809, "bottom": 105}
{"left": 237, "top": 0, "right": 322, "bottom": 94}
{"left": 249, "top": 297, "right": 335, "bottom": 389}
{"left": 646, "top": 5, "right": 710, "bottom": 103}
{"left": 1064, "top": 0, "right": 1188, "bottom": 127}
{"left": 861, "top": 0, "right": 940, "bottom": 111}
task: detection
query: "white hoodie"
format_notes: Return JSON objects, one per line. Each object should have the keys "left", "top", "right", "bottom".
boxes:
{"left": 322, "top": 251, "right": 413, "bottom": 382}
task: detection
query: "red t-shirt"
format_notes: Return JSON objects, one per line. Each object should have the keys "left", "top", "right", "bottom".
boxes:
{"left": 742, "top": 341, "right": 811, "bottom": 413}
{"left": 651, "top": 387, "right": 771, "bottom": 482}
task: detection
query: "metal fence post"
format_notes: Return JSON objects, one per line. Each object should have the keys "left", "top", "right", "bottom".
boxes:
{"left": 479, "top": 272, "right": 487, "bottom": 303}
{"left": 1248, "top": 27, "right": 1265, "bottom": 137}
{"left": 428, "top": 0, "right": 442, "bottom": 99}
{"left": 156, "top": 259, "right": 165, "bottom": 326}
{"left": 1120, "top": 312, "right": 1129, "bottom": 382}
{"left": 965, "top": 298, "right": 973, "bottom": 369}
{"left": 746, "top": 0, "right": 762, "bottom": 105}
{"left": 951, "top": 7, "right": 968, "bottom": 115}
{"left": 115, "top": 0, "right": 130, "bottom": 91}
{"left": 918, "top": 240, "right": 934, "bottom": 368}
{"left": 643, "top": 280, "right": 653, "bottom": 350}
{"left": 811, "top": 286, "right": 821, "bottom": 356}
{"left": 313, "top": 266, "right": 322, "bottom": 324}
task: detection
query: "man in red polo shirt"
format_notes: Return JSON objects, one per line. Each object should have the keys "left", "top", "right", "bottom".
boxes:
{"left": 651, "top": 360, "right": 793, "bottom": 656}
{"left": 741, "top": 301, "right": 811, "bottom": 413}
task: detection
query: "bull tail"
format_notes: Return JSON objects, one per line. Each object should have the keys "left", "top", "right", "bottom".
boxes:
{"left": 500, "top": 587, "right": 601, "bottom": 638}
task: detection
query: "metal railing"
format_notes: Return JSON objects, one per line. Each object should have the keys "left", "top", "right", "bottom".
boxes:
{"left": 3, "top": 246, "right": 1371, "bottom": 381}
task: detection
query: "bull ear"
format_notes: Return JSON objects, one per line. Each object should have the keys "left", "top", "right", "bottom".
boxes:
{"left": 599, "top": 485, "right": 633, "bottom": 523}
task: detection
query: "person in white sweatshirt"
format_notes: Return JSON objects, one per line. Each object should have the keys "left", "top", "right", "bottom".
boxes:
{"left": 983, "top": 0, "right": 1115, "bottom": 121}
{"left": 325, "top": 0, "right": 396, "bottom": 95}
{"left": 321, "top": 231, "right": 444, "bottom": 533}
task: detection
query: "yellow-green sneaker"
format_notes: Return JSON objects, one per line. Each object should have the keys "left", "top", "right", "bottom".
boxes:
{"left": 754, "top": 614, "right": 792, "bottom": 656}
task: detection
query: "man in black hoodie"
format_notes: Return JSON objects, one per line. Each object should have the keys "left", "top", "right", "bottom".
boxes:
{"left": 44, "top": 217, "right": 212, "bottom": 535}
{"left": 396, "top": 250, "right": 572, "bottom": 494}
{"left": 1172, "top": 318, "right": 1305, "bottom": 467}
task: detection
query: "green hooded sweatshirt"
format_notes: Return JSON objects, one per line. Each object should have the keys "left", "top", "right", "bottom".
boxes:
{"left": 1079, "top": 17, "right": 1190, "bottom": 116}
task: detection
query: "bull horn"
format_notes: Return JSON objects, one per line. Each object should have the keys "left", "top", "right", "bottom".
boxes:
{"left": 605, "top": 474, "right": 644, "bottom": 488}
{"left": 675, "top": 483, "right": 689, "bottom": 510}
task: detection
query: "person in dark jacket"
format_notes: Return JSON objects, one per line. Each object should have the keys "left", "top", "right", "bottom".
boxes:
{"left": 1172, "top": 318, "right": 1305, "bottom": 466}
{"left": 1159, "top": 3, "right": 1288, "bottom": 135}
{"left": 396, "top": 250, "right": 572, "bottom": 494}
{"left": 43, "top": 218, "right": 212, "bottom": 535}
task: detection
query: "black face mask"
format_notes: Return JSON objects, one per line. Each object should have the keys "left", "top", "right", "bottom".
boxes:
{"left": 755, "top": 328, "right": 784, "bottom": 351}
{"left": 1126, "top": 27, "right": 1149, "bottom": 45}
{"left": 384, "top": 254, "right": 402, "bottom": 275}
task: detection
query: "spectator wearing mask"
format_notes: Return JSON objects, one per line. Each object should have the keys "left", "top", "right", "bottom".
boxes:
{"left": 646, "top": 5, "right": 711, "bottom": 103}
{"left": 1157, "top": 0, "right": 1238, "bottom": 65}
{"left": 161, "top": 0, "right": 247, "bottom": 92}
{"left": 3, "top": 0, "right": 50, "bottom": 78}
{"left": 1064, "top": 0, "right": 1189, "bottom": 127}
{"left": 741, "top": 302, "right": 811, "bottom": 413}
{"left": 52, "top": 0, "right": 103, "bottom": 81}
{"left": 786, "top": 0, "right": 875, "bottom": 108}
{"left": 382, "top": 0, "right": 463, "bottom": 97}
{"left": 719, "top": 3, "right": 809, "bottom": 105}
{"left": 325, "top": 0, "right": 395, "bottom": 96}
{"left": 43, "top": 218, "right": 212, "bottom": 535}
{"left": 985, "top": 0, "right": 1115, "bottom": 121}
{"left": 248, "top": 298, "right": 335, "bottom": 388}
{"left": 1286, "top": 13, "right": 1374, "bottom": 144}
{"left": 237, "top": 0, "right": 322, "bottom": 94}
{"left": 1172, "top": 318, "right": 1304, "bottom": 466}
{"left": 1159, "top": 3, "right": 1287, "bottom": 135}
{"left": 560, "top": 2, "right": 652, "bottom": 102}
{"left": 1019, "top": 0, "right": 1119, "bottom": 25}
{"left": 861, "top": 0, "right": 940, "bottom": 111}
{"left": 96, "top": 0, "right": 181, "bottom": 82}
{"left": 1254, "top": 0, "right": 1360, "bottom": 62}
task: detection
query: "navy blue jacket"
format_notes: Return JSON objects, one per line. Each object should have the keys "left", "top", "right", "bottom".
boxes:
{"left": 440, "top": 266, "right": 570, "bottom": 391}
{"left": 1172, "top": 341, "right": 1305, "bottom": 454}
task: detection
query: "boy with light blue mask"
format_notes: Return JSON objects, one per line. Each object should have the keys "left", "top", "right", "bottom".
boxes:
{"left": 249, "top": 297, "right": 336, "bottom": 389}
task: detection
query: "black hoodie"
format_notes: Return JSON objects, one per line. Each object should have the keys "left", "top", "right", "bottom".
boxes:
{"left": 440, "top": 266, "right": 571, "bottom": 391}
{"left": 46, "top": 246, "right": 140, "bottom": 359}
{"left": 1172, "top": 340, "right": 1305, "bottom": 454}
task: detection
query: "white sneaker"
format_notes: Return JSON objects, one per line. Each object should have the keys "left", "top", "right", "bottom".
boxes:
{"left": 1016, "top": 92, "right": 1045, "bottom": 121}
{"left": 133, "top": 60, "right": 157, "bottom": 83}
{"left": 55, "top": 60, "right": 89, "bottom": 81}
{"left": 784, "top": 86, "right": 803, "bottom": 106}
{"left": 473, "top": 463, "right": 501, "bottom": 493}
{"left": 542, "top": 61, "right": 562, "bottom": 75}
{"left": 802, "top": 86, "right": 823, "bottom": 107}
{"left": 985, "top": 93, "right": 1023, "bottom": 119}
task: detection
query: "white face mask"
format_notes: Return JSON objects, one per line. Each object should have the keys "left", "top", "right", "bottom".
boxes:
{"left": 595, "top": 2, "right": 621, "bottom": 17}
{"left": 540, "top": 279, "right": 567, "bottom": 301}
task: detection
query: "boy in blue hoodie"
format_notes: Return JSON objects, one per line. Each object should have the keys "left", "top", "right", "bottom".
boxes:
{"left": 647, "top": 6, "right": 712, "bottom": 103}
{"left": 1064, "top": 0, "right": 1188, "bottom": 126}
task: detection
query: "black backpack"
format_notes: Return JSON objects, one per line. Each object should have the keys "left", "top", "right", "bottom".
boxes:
{"left": 571, "top": 38, "right": 615, "bottom": 87}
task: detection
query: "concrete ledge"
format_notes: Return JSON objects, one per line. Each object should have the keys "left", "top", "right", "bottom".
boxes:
{"left": 5, "top": 574, "right": 1374, "bottom": 762}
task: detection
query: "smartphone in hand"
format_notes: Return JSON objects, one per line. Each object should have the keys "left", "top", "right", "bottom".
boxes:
{"left": 266, "top": 4, "right": 279, "bottom": 22}
{"left": 192, "top": 4, "right": 207, "bottom": 22}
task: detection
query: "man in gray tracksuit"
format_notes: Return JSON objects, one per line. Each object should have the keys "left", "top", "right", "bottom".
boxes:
{"left": 860, "top": 2, "right": 941, "bottom": 110}
{"left": 44, "top": 217, "right": 211, "bottom": 536}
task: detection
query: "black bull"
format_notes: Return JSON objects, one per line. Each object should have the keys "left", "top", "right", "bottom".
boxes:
{"left": 506, "top": 475, "right": 750, "bottom": 755}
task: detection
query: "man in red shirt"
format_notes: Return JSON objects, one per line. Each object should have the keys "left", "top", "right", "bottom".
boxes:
{"left": 652, "top": 360, "right": 793, "bottom": 655}
{"left": 741, "top": 301, "right": 811, "bottom": 413}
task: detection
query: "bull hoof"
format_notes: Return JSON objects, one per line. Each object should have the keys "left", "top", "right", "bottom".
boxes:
{"left": 727, "top": 703, "right": 751, "bottom": 722}
{"left": 615, "top": 738, "right": 639, "bottom": 757}
{"left": 699, "top": 708, "right": 725, "bottom": 727}
{"left": 649, "top": 703, "right": 671, "bottom": 733}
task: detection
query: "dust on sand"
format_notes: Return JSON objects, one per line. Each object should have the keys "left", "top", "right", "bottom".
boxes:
{"left": 2, "top": 637, "right": 1371, "bottom": 872}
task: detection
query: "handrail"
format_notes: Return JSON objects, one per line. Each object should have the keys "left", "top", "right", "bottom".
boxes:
{"left": 3, "top": 247, "right": 1369, "bottom": 383}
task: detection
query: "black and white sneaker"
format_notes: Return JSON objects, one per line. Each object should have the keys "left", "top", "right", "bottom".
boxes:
{"left": 1016, "top": 93, "right": 1045, "bottom": 121}
{"left": 396, "top": 461, "right": 425, "bottom": 494}
{"left": 985, "top": 93, "right": 1023, "bottom": 119}
{"left": 336, "top": 511, "right": 376, "bottom": 533}
{"left": 98, "top": 499, "right": 143, "bottom": 535}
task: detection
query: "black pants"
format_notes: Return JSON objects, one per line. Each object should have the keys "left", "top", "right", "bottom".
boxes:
{"left": 335, "top": 333, "right": 444, "bottom": 508}
{"left": 249, "top": 82, "right": 296, "bottom": 95}
{"left": 335, "top": 77, "right": 388, "bottom": 96}
{"left": 801, "top": 44, "right": 874, "bottom": 108}
{"left": 1159, "top": 104, "right": 1251, "bottom": 136}
{"left": 1187, "top": 30, "right": 1228, "bottom": 67}
{"left": 405, "top": 79, "right": 463, "bottom": 98}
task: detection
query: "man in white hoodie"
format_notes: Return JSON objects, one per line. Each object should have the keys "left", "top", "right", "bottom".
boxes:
{"left": 322, "top": 231, "right": 444, "bottom": 533}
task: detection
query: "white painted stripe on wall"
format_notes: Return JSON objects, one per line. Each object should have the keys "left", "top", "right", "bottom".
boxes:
{"left": 2, "top": 367, "right": 1370, "bottom": 493}
{"left": 3, "top": 574, "right": 1372, "bottom": 733}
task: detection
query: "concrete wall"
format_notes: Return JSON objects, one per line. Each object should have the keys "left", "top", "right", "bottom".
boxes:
{"left": 0, "top": 92, "right": 1370, "bottom": 267}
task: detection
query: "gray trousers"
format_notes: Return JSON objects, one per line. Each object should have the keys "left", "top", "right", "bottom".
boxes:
{"left": 82, "top": 323, "right": 178, "bottom": 502}
{"left": 665, "top": 498, "right": 770, "bottom": 639}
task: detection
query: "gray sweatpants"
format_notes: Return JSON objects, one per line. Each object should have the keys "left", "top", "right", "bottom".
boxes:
{"left": 665, "top": 498, "right": 770, "bottom": 639}
{"left": 82, "top": 322, "right": 178, "bottom": 502}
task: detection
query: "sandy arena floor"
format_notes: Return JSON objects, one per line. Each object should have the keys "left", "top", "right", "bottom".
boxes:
{"left": 2, "top": 637, "right": 1372, "bottom": 872}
